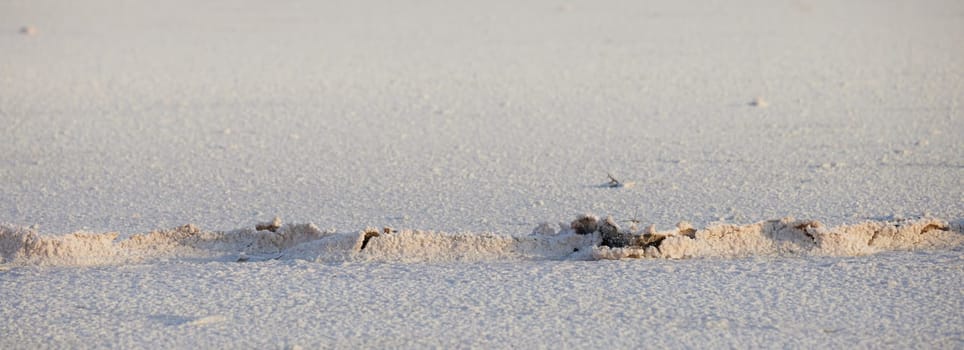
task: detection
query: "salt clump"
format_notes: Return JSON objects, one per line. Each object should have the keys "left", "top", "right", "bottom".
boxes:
{"left": 571, "top": 214, "right": 600, "bottom": 234}
{"left": 19, "top": 26, "right": 37, "bottom": 36}
{"left": 749, "top": 96, "right": 768, "bottom": 107}
{"left": 256, "top": 217, "right": 283, "bottom": 232}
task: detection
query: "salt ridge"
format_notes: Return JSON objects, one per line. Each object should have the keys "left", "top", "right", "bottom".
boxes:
{"left": 1, "top": 217, "right": 961, "bottom": 267}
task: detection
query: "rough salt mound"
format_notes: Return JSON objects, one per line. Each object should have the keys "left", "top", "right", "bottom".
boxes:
{"left": 0, "top": 217, "right": 961, "bottom": 267}
{"left": 355, "top": 230, "right": 596, "bottom": 263}
{"left": 593, "top": 217, "right": 964, "bottom": 260}
{"left": 0, "top": 223, "right": 333, "bottom": 266}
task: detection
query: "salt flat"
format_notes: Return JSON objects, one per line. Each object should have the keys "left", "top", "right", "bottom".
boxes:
{"left": 2, "top": 0, "right": 961, "bottom": 234}
{"left": 3, "top": 252, "right": 963, "bottom": 349}
{"left": 1, "top": 0, "right": 962, "bottom": 348}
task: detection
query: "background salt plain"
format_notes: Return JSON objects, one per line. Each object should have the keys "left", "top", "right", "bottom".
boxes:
{"left": 1, "top": 0, "right": 962, "bottom": 348}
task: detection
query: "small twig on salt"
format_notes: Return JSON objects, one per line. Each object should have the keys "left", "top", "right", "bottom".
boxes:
{"left": 605, "top": 173, "right": 635, "bottom": 188}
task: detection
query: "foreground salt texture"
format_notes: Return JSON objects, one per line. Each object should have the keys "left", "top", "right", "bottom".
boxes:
{"left": 2, "top": 216, "right": 961, "bottom": 266}
{"left": 2, "top": 249, "right": 962, "bottom": 349}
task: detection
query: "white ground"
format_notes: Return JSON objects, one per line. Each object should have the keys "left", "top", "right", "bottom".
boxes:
{"left": 3, "top": 253, "right": 963, "bottom": 349}
{"left": 1, "top": 0, "right": 962, "bottom": 348}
